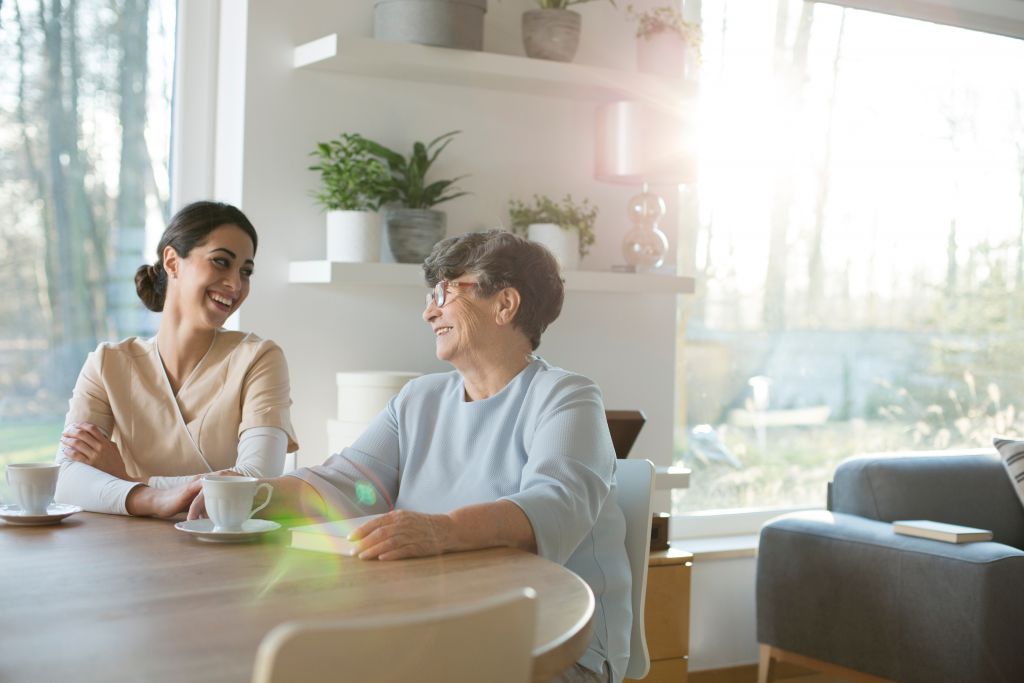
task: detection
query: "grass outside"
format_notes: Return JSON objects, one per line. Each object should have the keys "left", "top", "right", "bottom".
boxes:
{"left": 673, "top": 420, "right": 935, "bottom": 512}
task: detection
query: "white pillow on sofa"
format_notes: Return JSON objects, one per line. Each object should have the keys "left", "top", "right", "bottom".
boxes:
{"left": 993, "top": 436, "right": 1024, "bottom": 509}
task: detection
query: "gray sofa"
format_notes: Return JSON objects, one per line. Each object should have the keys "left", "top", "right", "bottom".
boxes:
{"left": 756, "top": 451, "right": 1024, "bottom": 683}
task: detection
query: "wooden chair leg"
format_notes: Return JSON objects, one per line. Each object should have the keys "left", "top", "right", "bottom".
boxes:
{"left": 757, "top": 644, "right": 776, "bottom": 683}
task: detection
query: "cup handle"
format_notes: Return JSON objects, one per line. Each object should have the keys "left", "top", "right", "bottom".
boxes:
{"left": 249, "top": 483, "right": 273, "bottom": 519}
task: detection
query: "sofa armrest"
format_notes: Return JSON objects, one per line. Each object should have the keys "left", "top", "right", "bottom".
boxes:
{"left": 831, "top": 452, "right": 1024, "bottom": 547}
{"left": 757, "top": 511, "right": 1024, "bottom": 683}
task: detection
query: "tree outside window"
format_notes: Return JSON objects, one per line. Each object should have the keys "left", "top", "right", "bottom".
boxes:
{"left": 676, "top": 0, "right": 1024, "bottom": 512}
{"left": 0, "top": 0, "right": 175, "bottom": 469}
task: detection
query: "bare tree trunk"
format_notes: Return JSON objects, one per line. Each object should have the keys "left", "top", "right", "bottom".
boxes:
{"left": 1015, "top": 94, "right": 1024, "bottom": 290}
{"left": 945, "top": 216, "right": 958, "bottom": 296}
{"left": 113, "top": 0, "right": 150, "bottom": 338}
{"left": 763, "top": 0, "right": 814, "bottom": 330}
{"left": 806, "top": 10, "right": 846, "bottom": 323}
{"left": 39, "top": 0, "right": 101, "bottom": 389}
{"left": 938, "top": 86, "right": 975, "bottom": 302}
{"left": 14, "top": 0, "right": 55, "bottom": 330}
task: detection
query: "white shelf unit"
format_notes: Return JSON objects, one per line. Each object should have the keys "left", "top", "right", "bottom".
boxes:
{"left": 655, "top": 465, "right": 691, "bottom": 491}
{"left": 293, "top": 34, "right": 696, "bottom": 105}
{"left": 289, "top": 34, "right": 697, "bottom": 297}
{"left": 288, "top": 261, "right": 696, "bottom": 295}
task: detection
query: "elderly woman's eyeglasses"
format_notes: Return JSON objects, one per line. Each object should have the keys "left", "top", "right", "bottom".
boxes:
{"left": 426, "top": 280, "right": 478, "bottom": 308}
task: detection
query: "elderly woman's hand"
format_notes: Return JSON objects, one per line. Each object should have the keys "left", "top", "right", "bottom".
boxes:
{"left": 61, "top": 422, "right": 134, "bottom": 481}
{"left": 349, "top": 510, "right": 454, "bottom": 561}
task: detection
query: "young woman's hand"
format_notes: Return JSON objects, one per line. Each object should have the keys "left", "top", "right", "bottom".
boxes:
{"left": 61, "top": 423, "right": 134, "bottom": 481}
{"left": 126, "top": 479, "right": 204, "bottom": 518}
{"left": 185, "top": 469, "right": 240, "bottom": 520}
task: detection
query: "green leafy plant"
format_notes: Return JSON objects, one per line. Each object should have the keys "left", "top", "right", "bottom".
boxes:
{"left": 508, "top": 194, "right": 598, "bottom": 258}
{"left": 534, "top": 0, "right": 616, "bottom": 9}
{"left": 308, "top": 133, "right": 391, "bottom": 212}
{"left": 361, "top": 131, "right": 469, "bottom": 210}
{"left": 627, "top": 4, "right": 701, "bottom": 46}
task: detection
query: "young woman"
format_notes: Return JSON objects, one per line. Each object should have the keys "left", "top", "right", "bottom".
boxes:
{"left": 55, "top": 201, "right": 298, "bottom": 518}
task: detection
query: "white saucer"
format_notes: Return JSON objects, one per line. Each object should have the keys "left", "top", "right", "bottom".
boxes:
{"left": 175, "top": 518, "right": 281, "bottom": 543}
{"left": 0, "top": 503, "right": 83, "bottom": 526}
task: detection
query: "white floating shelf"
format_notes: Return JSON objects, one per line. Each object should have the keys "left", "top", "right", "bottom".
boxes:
{"left": 655, "top": 465, "right": 691, "bottom": 491}
{"left": 288, "top": 261, "right": 695, "bottom": 295}
{"left": 293, "top": 34, "right": 696, "bottom": 105}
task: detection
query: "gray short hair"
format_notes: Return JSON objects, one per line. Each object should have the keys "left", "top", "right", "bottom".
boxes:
{"left": 422, "top": 230, "right": 564, "bottom": 350}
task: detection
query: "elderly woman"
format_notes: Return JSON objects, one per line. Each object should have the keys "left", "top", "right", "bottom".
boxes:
{"left": 190, "top": 230, "right": 629, "bottom": 682}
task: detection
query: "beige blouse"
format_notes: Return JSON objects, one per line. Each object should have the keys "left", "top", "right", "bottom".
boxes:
{"left": 55, "top": 330, "right": 299, "bottom": 513}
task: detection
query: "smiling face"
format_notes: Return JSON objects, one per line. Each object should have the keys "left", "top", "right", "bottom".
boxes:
{"left": 422, "top": 276, "right": 491, "bottom": 366}
{"left": 164, "top": 223, "right": 255, "bottom": 330}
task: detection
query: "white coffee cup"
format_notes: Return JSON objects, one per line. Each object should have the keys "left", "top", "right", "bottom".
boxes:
{"left": 202, "top": 475, "right": 273, "bottom": 532}
{"left": 6, "top": 463, "right": 60, "bottom": 515}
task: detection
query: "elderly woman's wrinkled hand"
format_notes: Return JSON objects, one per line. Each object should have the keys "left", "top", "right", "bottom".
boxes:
{"left": 349, "top": 510, "right": 454, "bottom": 561}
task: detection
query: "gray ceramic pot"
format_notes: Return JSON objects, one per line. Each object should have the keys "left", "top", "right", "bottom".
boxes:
{"left": 385, "top": 208, "right": 447, "bottom": 263}
{"left": 374, "top": 0, "right": 487, "bottom": 51}
{"left": 522, "top": 9, "right": 581, "bottom": 62}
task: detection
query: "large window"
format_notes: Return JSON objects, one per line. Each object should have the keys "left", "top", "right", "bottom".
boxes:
{"left": 0, "top": 0, "right": 175, "bottom": 469}
{"left": 676, "top": 0, "right": 1024, "bottom": 512}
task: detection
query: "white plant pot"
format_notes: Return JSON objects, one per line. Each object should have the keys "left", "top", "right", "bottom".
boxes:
{"left": 326, "top": 210, "right": 382, "bottom": 262}
{"left": 528, "top": 223, "right": 580, "bottom": 270}
{"left": 636, "top": 31, "right": 688, "bottom": 79}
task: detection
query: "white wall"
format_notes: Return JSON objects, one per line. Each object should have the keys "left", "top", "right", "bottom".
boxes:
{"left": 198, "top": 0, "right": 760, "bottom": 672}
{"left": 690, "top": 556, "right": 759, "bottom": 671}
{"left": 218, "top": 0, "right": 686, "bottom": 494}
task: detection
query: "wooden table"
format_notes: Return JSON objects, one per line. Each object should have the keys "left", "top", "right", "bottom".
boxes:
{"left": 0, "top": 512, "right": 594, "bottom": 683}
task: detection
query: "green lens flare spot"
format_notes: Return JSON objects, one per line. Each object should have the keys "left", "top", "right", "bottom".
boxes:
{"left": 355, "top": 480, "right": 377, "bottom": 507}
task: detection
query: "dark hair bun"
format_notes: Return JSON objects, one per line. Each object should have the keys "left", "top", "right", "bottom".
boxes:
{"left": 134, "top": 262, "right": 166, "bottom": 312}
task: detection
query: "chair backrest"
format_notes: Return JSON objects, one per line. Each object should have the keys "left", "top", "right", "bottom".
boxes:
{"left": 616, "top": 458, "right": 656, "bottom": 680}
{"left": 252, "top": 587, "right": 537, "bottom": 683}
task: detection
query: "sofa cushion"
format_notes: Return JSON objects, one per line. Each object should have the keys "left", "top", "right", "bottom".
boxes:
{"left": 994, "top": 437, "right": 1024, "bottom": 511}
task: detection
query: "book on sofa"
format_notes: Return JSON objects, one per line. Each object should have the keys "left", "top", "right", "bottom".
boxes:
{"left": 289, "top": 514, "right": 382, "bottom": 556}
{"left": 892, "top": 519, "right": 993, "bottom": 543}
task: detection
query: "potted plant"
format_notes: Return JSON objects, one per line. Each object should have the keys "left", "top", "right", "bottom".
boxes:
{"left": 522, "top": 0, "right": 616, "bottom": 63}
{"left": 373, "top": 0, "right": 488, "bottom": 51}
{"left": 309, "top": 133, "right": 391, "bottom": 262}
{"left": 362, "top": 130, "right": 469, "bottom": 263}
{"left": 627, "top": 3, "right": 701, "bottom": 79}
{"left": 508, "top": 194, "right": 597, "bottom": 270}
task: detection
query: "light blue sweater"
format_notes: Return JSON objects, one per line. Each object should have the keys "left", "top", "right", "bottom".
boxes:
{"left": 291, "top": 357, "right": 631, "bottom": 680}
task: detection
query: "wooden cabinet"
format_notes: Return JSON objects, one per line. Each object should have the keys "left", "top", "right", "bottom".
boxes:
{"left": 626, "top": 547, "right": 692, "bottom": 683}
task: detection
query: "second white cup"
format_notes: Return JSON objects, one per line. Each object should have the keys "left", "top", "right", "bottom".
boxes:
{"left": 202, "top": 475, "right": 272, "bottom": 532}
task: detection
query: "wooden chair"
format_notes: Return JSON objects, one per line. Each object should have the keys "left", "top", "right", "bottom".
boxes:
{"left": 616, "top": 458, "right": 656, "bottom": 680}
{"left": 252, "top": 587, "right": 537, "bottom": 683}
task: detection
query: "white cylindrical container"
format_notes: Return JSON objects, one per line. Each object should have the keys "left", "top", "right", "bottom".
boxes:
{"left": 527, "top": 223, "right": 579, "bottom": 270}
{"left": 326, "top": 210, "right": 382, "bottom": 262}
{"left": 336, "top": 371, "right": 421, "bottom": 424}
{"left": 327, "top": 419, "right": 372, "bottom": 455}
